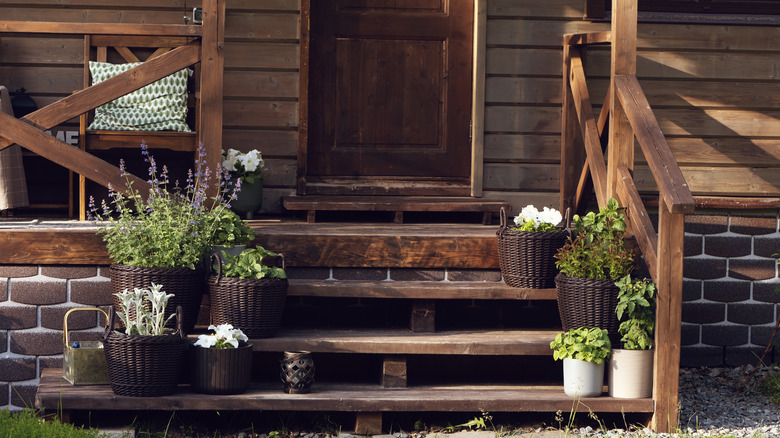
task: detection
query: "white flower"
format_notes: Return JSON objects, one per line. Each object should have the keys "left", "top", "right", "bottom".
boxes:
{"left": 194, "top": 334, "right": 217, "bottom": 348}
{"left": 539, "top": 207, "right": 562, "bottom": 226}
{"left": 198, "top": 323, "right": 248, "bottom": 349}
{"left": 515, "top": 205, "right": 540, "bottom": 226}
{"left": 238, "top": 150, "right": 262, "bottom": 172}
{"left": 222, "top": 148, "right": 240, "bottom": 172}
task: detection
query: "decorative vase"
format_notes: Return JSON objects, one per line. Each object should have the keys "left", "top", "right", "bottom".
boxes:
{"left": 109, "top": 264, "right": 206, "bottom": 334}
{"left": 190, "top": 342, "right": 253, "bottom": 395}
{"left": 103, "top": 306, "right": 187, "bottom": 397}
{"left": 608, "top": 348, "right": 653, "bottom": 398}
{"left": 555, "top": 273, "right": 620, "bottom": 343}
{"left": 231, "top": 178, "right": 263, "bottom": 219}
{"left": 562, "top": 358, "right": 604, "bottom": 397}
{"left": 280, "top": 350, "right": 315, "bottom": 394}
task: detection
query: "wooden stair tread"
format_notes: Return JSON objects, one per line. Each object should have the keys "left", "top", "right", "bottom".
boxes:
{"left": 243, "top": 328, "right": 559, "bottom": 355}
{"left": 288, "top": 279, "right": 557, "bottom": 300}
{"left": 283, "top": 196, "right": 510, "bottom": 212}
{"left": 36, "top": 368, "right": 653, "bottom": 413}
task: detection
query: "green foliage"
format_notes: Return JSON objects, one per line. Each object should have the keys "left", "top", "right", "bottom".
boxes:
{"left": 550, "top": 327, "right": 612, "bottom": 365}
{"left": 615, "top": 274, "right": 656, "bottom": 350}
{"left": 114, "top": 283, "right": 175, "bottom": 336}
{"left": 90, "top": 143, "right": 238, "bottom": 269}
{"left": 758, "top": 369, "right": 780, "bottom": 404}
{"left": 211, "top": 209, "right": 256, "bottom": 247}
{"left": 218, "top": 247, "right": 287, "bottom": 280}
{"left": 0, "top": 409, "right": 102, "bottom": 438}
{"left": 554, "top": 197, "right": 634, "bottom": 280}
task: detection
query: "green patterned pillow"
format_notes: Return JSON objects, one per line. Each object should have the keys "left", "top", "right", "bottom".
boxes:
{"left": 88, "top": 61, "right": 191, "bottom": 132}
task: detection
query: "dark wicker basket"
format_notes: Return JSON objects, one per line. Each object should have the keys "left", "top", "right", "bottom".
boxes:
{"left": 208, "top": 254, "right": 288, "bottom": 339}
{"left": 555, "top": 273, "right": 620, "bottom": 340}
{"left": 109, "top": 264, "right": 206, "bottom": 334}
{"left": 103, "top": 306, "right": 187, "bottom": 397}
{"left": 496, "top": 207, "right": 568, "bottom": 288}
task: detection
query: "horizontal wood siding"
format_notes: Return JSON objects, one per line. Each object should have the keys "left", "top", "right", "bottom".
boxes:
{"left": 486, "top": 0, "right": 780, "bottom": 209}
{"left": 0, "top": 0, "right": 299, "bottom": 214}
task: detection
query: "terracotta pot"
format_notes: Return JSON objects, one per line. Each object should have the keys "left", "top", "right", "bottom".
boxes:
{"left": 190, "top": 343, "right": 253, "bottom": 395}
{"left": 608, "top": 348, "right": 653, "bottom": 398}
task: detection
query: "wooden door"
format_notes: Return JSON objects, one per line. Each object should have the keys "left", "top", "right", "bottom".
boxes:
{"left": 304, "top": 0, "right": 474, "bottom": 196}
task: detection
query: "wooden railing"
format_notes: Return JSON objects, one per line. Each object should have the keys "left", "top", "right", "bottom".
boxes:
{"left": 560, "top": 2, "right": 695, "bottom": 433}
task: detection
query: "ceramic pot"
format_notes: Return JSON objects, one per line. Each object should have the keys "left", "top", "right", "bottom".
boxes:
{"left": 190, "top": 342, "right": 253, "bottom": 395}
{"left": 563, "top": 358, "right": 604, "bottom": 397}
{"left": 608, "top": 348, "right": 653, "bottom": 398}
{"left": 231, "top": 179, "right": 263, "bottom": 219}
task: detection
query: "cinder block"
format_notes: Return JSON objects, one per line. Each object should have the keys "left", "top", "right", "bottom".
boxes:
{"left": 727, "top": 303, "right": 774, "bottom": 325}
{"left": 684, "top": 258, "right": 727, "bottom": 280}
{"left": 704, "top": 280, "right": 750, "bottom": 303}
{"left": 685, "top": 214, "right": 728, "bottom": 235}
{"left": 0, "top": 356, "right": 37, "bottom": 381}
{"left": 447, "top": 269, "right": 501, "bottom": 282}
{"left": 729, "top": 258, "right": 776, "bottom": 281}
{"left": 730, "top": 215, "right": 778, "bottom": 236}
{"left": 40, "top": 266, "right": 97, "bottom": 279}
{"left": 70, "top": 278, "right": 112, "bottom": 306}
{"left": 9, "top": 383, "right": 37, "bottom": 409}
{"left": 725, "top": 346, "right": 766, "bottom": 367}
{"left": 682, "top": 280, "right": 702, "bottom": 301}
{"left": 753, "top": 236, "right": 780, "bottom": 258}
{"left": 704, "top": 235, "right": 751, "bottom": 258}
{"left": 40, "top": 305, "right": 100, "bottom": 331}
{"left": 680, "top": 323, "right": 700, "bottom": 346}
{"left": 684, "top": 235, "right": 703, "bottom": 257}
{"left": 753, "top": 282, "right": 780, "bottom": 303}
{"left": 9, "top": 330, "right": 63, "bottom": 355}
{"left": 682, "top": 302, "right": 725, "bottom": 324}
{"left": 0, "top": 304, "right": 37, "bottom": 330}
{"left": 332, "top": 268, "right": 386, "bottom": 281}
{"left": 0, "top": 266, "right": 37, "bottom": 278}
{"left": 389, "top": 268, "right": 445, "bottom": 281}
{"left": 680, "top": 345, "right": 723, "bottom": 367}
{"left": 9, "top": 277, "right": 67, "bottom": 305}
{"left": 702, "top": 325, "right": 749, "bottom": 347}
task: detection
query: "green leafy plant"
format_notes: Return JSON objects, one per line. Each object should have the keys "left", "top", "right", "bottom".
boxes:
{"left": 0, "top": 408, "right": 102, "bottom": 438}
{"left": 211, "top": 209, "right": 256, "bottom": 247}
{"left": 615, "top": 274, "right": 655, "bottom": 350}
{"left": 89, "top": 142, "right": 238, "bottom": 269}
{"left": 510, "top": 204, "right": 563, "bottom": 232}
{"left": 550, "top": 327, "right": 612, "bottom": 364}
{"left": 114, "top": 283, "right": 176, "bottom": 336}
{"left": 222, "top": 148, "right": 265, "bottom": 184}
{"left": 218, "top": 247, "right": 287, "bottom": 280}
{"left": 554, "top": 197, "right": 634, "bottom": 280}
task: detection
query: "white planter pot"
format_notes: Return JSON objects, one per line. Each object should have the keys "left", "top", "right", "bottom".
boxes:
{"left": 608, "top": 348, "right": 653, "bottom": 398}
{"left": 563, "top": 358, "right": 604, "bottom": 397}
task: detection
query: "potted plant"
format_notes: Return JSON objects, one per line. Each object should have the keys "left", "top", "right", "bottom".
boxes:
{"left": 222, "top": 148, "right": 265, "bottom": 219}
{"left": 496, "top": 205, "right": 567, "bottom": 288}
{"left": 553, "top": 197, "right": 635, "bottom": 339}
{"left": 209, "top": 247, "right": 288, "bottom": 338}
{"left": 103, "top": 283, "right": 187, "bottom": 397}
{"left": 210, "top": 208, "right": 256, "bottom": 261}
{"left": 190, "top": 323, "right": 253, "bottom": 394}
{"left": 550, "top": 326, "right": 612, "bottom": 397}
{"left": 90, "top": 142, "right": 236, "bottom": 333}
{"left": 609, "top": 274, "right": 655, "bottom": 398}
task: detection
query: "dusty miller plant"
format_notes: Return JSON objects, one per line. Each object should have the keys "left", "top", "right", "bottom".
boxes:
{"left": 89, "top": 142, "right": 240, "bottom": 269}
{"left": 114, "top": 283, "right": 176, "bottom": 336}
{"left": 554, "top": 197, "right": 634, "bottom": 280}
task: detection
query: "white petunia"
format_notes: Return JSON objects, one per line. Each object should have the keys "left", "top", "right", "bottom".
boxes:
{"left": 515, "top": 205, "right": 540, "bottom": 226}
{"left": 194, "top": 334, "right": 217, "bottom": 348}
{"left": 539, "top": 206, "right": 562, "bottom": 226}
{"left": 222, "top": 148, "right": 240, "bottom": 172}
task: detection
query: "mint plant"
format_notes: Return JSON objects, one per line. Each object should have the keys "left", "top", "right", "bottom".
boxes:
{"left": 550, "top": 327, "right": 612, "bottom": 364}
{"left": 218, "top": 247, "right": 287, "bottom": 280}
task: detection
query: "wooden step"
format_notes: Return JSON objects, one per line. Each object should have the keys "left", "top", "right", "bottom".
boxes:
{"left": 241, "top": 328, "right": 559, "bottom": 356}
{"left": 282, "top": 196, "right": 510, "bottom": 224}
{"left": 288, "top": 279, "right": 557, "bottom": 300}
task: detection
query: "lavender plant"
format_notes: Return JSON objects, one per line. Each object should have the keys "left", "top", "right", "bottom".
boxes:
{"left": 89, "top": 142, "right": 240, "bottom": 269}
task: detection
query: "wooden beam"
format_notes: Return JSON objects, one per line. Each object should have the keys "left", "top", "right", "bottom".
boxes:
{"left": 652, "top": 201, "right": 684, "bottom": 433}
{"left": 198, "top": 0, "right": 226, "bottom": 189}
{"left": 614, "top": 75, "right": 695, "bottom": 215}
{"left": 563, "top": 31, "right": 611, "bottom": 46}
{"left": 616, "top": 167, "right": 658, "bottom": 279}
{"left": 0, "top": 42, "right": 202, "bottom": 151}
{"left": 607, "top": 0, "right": 637, "bottom": 204}
{"left": 0, "top": 229, "right": 110, "bottom": 265}
{"left": 559, "top": 43, "right": 582, "bottom": 214}
{"left": 381, "top": 356, "right": 408, "bottom": 388}
{"left": 0, "top": 21, "right": 201, "bottom": 36}
{"left": 470, "top": 0, "right": 487, "bottom": 197}
{"left": 410, "top": 300, "right": 436, "bottom": 333}
{"left": 0, "top": 112, "right": 150, "bottom": 200}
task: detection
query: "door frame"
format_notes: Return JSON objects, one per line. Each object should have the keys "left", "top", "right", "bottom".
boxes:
{"left": 297, "top": 0, "right": 487, "bottom": 197}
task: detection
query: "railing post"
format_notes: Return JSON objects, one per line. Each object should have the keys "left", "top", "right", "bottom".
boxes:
{"left": 560, "top": 43, "right": 583, "bottom": 214}
{"left": 200, "top": 0, "right": 226, "bottom": 190}
{"left": 607, "top": 0, "right": 637, "bottom": 202}
{"left": 653, "top": 201, "right": 684, "bottom": 433}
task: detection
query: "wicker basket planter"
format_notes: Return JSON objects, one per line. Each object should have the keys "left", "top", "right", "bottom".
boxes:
{"left": 189, "top": 342, "right": 253, "bottom": 395}
{"left": 555, "top": 273, "right": 620, "bottom": 339}
{"left": 109, "top": 264, "right": 206, "bottom": 334}
{"left": 103, "top": 306, "right": 188, "bottom": 397}
{"left": 497, "top": 208, "right": 567, "bottom": 288}
{"left": 208, "top": 254, "right": 288, "bottom": 339}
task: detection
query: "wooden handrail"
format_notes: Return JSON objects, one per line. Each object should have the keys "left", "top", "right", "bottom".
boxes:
{"left": 0, "top": 21, "right": 201, "bottom": 36}
{"left": 614, "top": 75, "right": 695, "bottom": 215}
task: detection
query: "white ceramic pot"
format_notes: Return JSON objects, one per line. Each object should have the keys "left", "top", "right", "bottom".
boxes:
{"left": 563, "top": 358, "right": 604, "bottom": 397}
{"left": 608, "top": 348, "right": 653, "bottom": 398}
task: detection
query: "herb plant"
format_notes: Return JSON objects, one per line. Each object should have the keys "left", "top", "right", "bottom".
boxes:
{"left": 89, "top": 142, "right": 238, "bottom": 269}
{"left": 554, "top": 197, "right": 634, "bottom": 280}
{"left": 550, "top": 327, "right": 612, "bottom": 365}
{"left": 218, "top": 247, "right": 287, "bottom": 280}
{"left": 114, "top": 283, "right": 176, "bottom": 336}
{"left": 615, "top": 274, "right": 656, "bottom": 350}
{"left": 211, "top": 209, "right": 256, "bottom": 247}
{"left": 511, "top": 204, "right": 563, "bottom": 232}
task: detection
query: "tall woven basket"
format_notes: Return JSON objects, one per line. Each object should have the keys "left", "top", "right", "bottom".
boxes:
{"left": 103, "top": 306, "right": 187, "bottom": 397}
{"left": 109, "top": 264, "right": 206, "bottom": 334}
{"left": 555, "top": 273, "right": 620, "bottom": 341}
{"left": 208, "top": 254, "right": 288, "bottom": 339}
{"left": 496, "top": 207, "right": 568, "bottom": 288}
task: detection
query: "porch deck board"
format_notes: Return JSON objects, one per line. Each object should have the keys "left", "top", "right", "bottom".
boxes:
{"left": 36, "top": 368, "right": 654, "bottom": 413}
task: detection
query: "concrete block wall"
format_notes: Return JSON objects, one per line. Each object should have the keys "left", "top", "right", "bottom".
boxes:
{"left": 681, "top": 210, "right": 780, "bottom": 367}
{"left": 0, "top": 265, "right": 111, "bottom": 410}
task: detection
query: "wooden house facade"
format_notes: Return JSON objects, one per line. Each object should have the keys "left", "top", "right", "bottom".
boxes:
{"left": 2, "top": 0, "right": 780, "bottom": 433}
